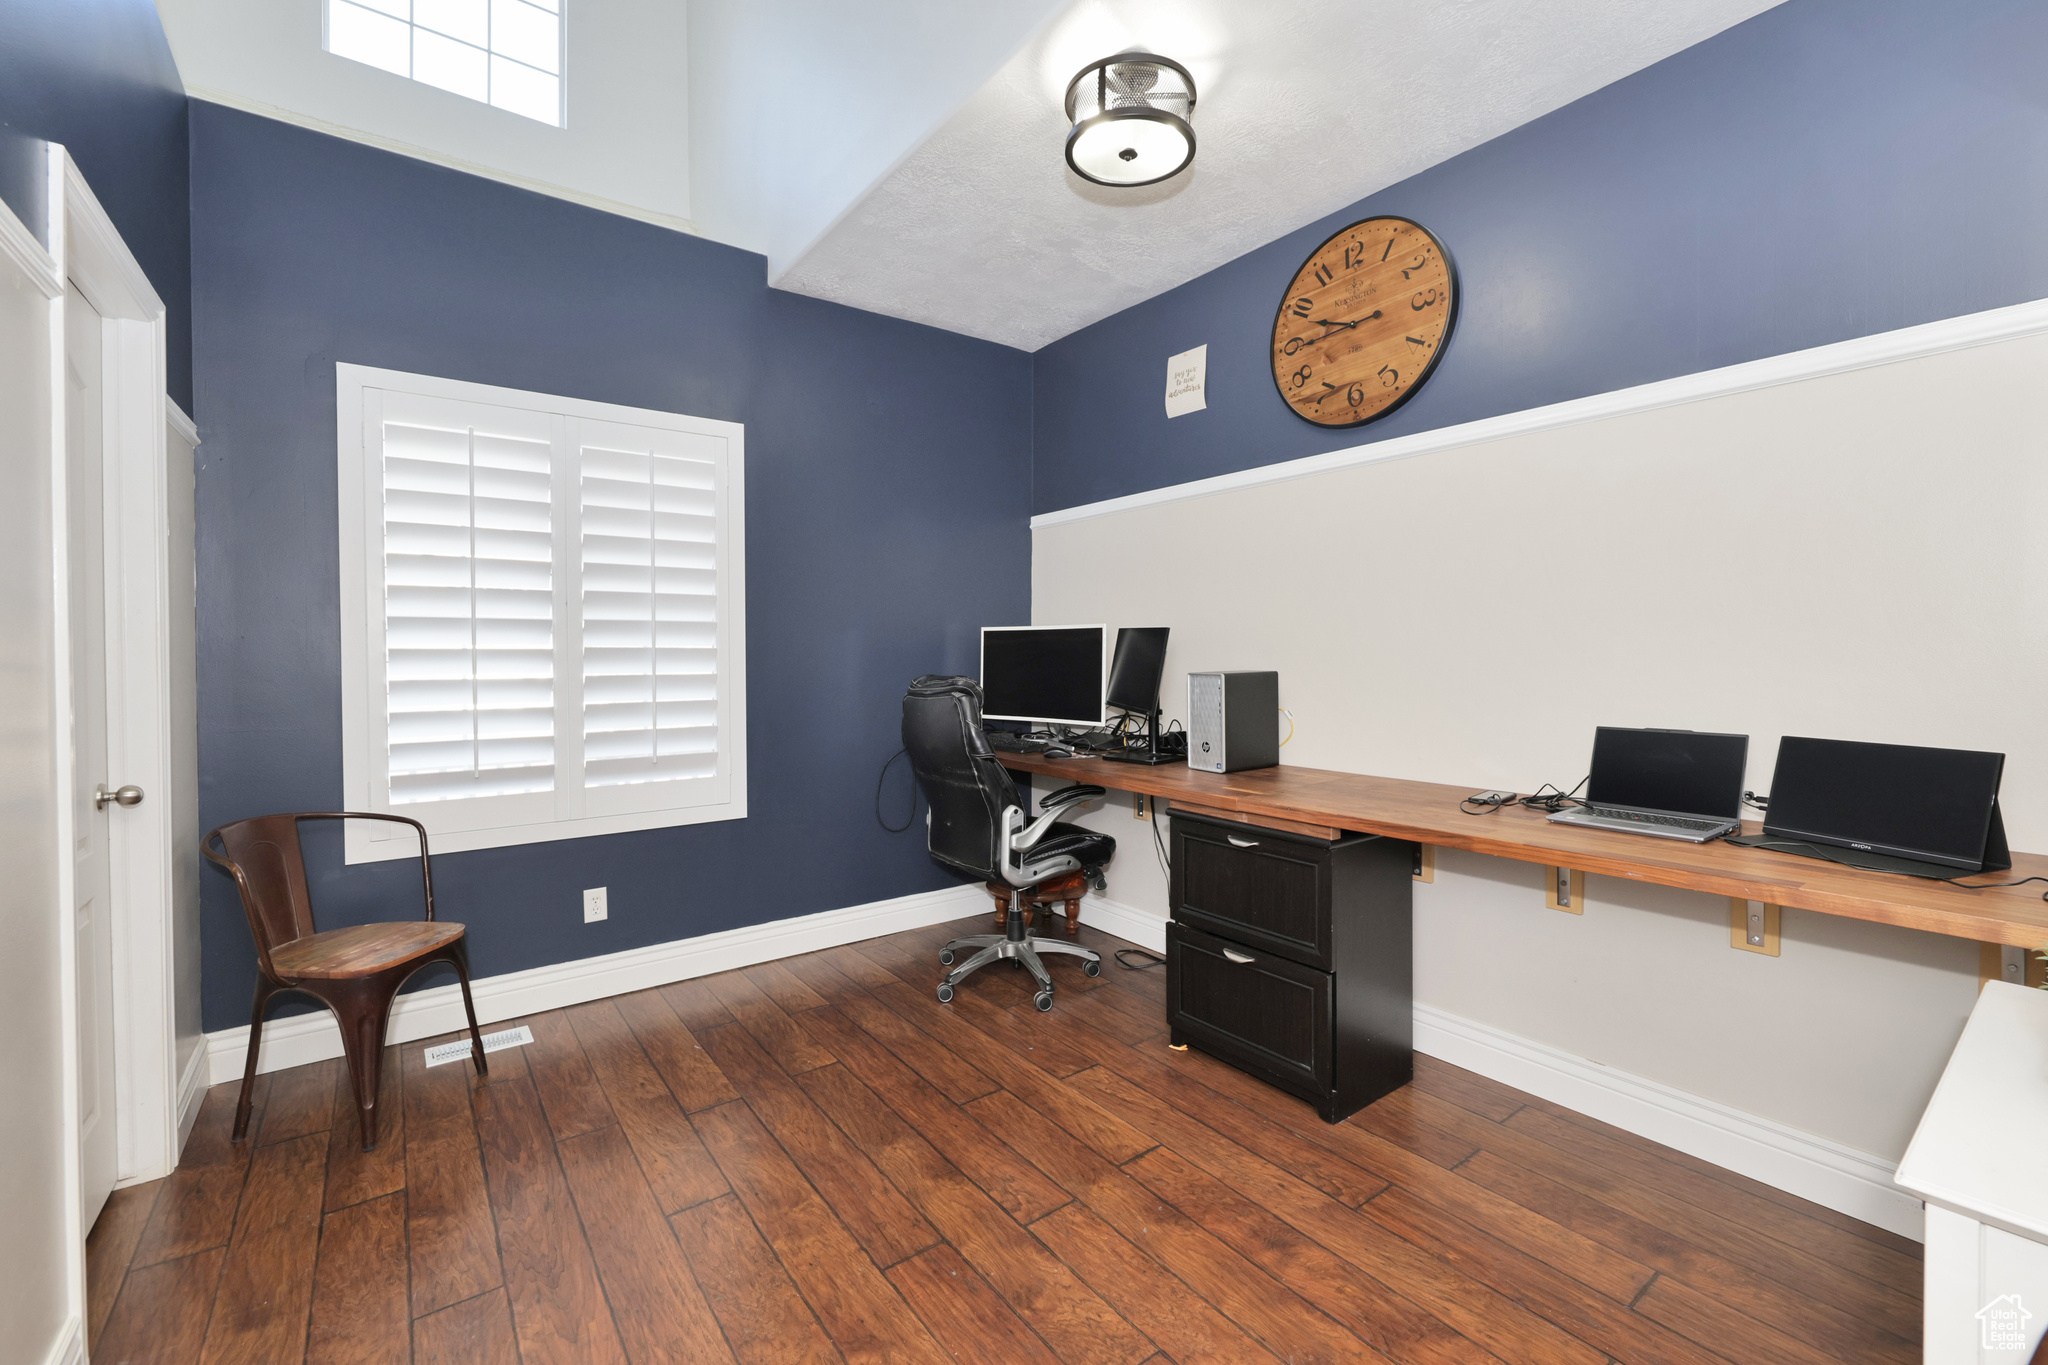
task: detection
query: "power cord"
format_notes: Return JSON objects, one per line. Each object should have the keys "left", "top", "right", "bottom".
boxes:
{"left": 1460, "top": 776, "right": 1588, "bottom": 816}
{"left": 1115, "top": 948, "right": 1165, "bottom": 970}
{"left": 875, "top": 748, "right": 918, "bottom": 833}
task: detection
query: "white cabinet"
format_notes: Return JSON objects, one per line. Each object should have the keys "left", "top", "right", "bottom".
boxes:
{"left": 1898, "top": 982, "right": 2048, "bottom": 1362}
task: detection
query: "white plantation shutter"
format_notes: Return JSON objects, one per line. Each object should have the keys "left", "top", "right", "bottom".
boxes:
{"left": 338, "top": 366, "right": 746, "bottom": 863}
{"left": 579, "top": 440, "right": 722, "bottom": 788}
{"left": 382, "top": 421, "right": 556, "bottom": 803}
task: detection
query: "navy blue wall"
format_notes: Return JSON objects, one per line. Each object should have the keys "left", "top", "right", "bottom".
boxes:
{"left": 0, "top": 0, "right": 192, "bottom": 410}
{"left": 1033, "top": 0, "right": 2048, "bottom": 514}
{"left": 190, "top": 103, "right": 1032, "bottom": 1031}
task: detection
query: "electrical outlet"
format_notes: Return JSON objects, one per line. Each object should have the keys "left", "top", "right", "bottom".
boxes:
{"left": 583, "top": 887, "right": 608, "bottom": 923}
{"left": 1134, "top": 793, "right": 1151, "bottom": 822}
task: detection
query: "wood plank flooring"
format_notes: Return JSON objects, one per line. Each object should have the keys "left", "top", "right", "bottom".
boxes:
{"left": 87, "top": 916, "right": 1922, "bottom": 1364}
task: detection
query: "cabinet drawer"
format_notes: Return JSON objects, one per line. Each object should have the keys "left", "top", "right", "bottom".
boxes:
{"left": 1172, "top": 815, "right": 1330, "bottom": 968}
{"left": 1167, "top": 922, "right": 1332, "bottom": 1102}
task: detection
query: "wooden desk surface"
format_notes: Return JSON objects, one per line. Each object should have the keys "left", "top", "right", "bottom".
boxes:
{"left": 1002, "top": 752, "right": 2048, "bottom": 949}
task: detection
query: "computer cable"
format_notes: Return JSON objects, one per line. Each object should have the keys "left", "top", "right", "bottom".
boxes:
{"left": 1115, "top": 948, "right": 1166, "bottom": 971}
{"left": 875, "top": 748, "right": 919, "bottom": 833}
{"left": 1459, "top": 776, "right": 1588, "bottom": 816}
{"left": 1280, "top": 708, "right": 1295, "bottom": 747}
{"left": 1743, "top": 790, "right": 1770, "bottom": 811}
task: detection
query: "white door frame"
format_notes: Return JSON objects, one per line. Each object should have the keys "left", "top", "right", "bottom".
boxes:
{"left": 46, "top": 145, "right": 192, "bottom": 1203}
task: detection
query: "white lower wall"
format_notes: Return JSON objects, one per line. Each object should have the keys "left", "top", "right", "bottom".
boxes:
{"left": 1035, "top": 304, "right": 2048, "bottom": 1228}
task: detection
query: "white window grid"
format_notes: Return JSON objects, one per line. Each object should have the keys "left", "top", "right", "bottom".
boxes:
{"left": 324, "top": 0, "right": 565, "bottom": 127}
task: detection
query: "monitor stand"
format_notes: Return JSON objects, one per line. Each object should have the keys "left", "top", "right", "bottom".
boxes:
{"left": 1726, "top": 802, "right": 2010, "bottom": 880}
{"left": 1100, "top": 707, "right": 1182, "bottom": 765}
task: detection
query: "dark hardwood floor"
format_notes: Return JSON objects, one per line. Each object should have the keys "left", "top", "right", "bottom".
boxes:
{"left": 86, "top": 916, "right": 1922, "bottom": 1364}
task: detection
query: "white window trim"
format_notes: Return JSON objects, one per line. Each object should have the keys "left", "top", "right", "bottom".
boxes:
{"left": 337, "top": 363, "right": 746, "bottom": 863}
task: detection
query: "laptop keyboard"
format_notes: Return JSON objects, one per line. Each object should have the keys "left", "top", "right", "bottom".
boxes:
{"left": 1583, "top": 805, "right": 1721, "bottom": 832}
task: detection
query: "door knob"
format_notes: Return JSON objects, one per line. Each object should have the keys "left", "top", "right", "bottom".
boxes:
{"left": 94, "top": 784, "right": 144, "bottom": 810}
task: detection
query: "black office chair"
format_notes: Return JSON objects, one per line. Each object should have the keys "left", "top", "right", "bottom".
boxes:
{"left": 902, "top": 675, "right": 1111, "bottom": 1010}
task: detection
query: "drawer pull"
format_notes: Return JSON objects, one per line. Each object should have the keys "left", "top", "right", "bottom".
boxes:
{"left": 1222, "top": 949, "right": 1256, "bottom": 965}
{"left": 1225, "top": 835, "right": 1260, "bottom": 848}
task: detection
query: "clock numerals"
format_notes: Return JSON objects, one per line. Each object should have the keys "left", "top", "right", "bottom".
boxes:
{"left": 1275, "top": 218, "right": 1454, "bottom": 428}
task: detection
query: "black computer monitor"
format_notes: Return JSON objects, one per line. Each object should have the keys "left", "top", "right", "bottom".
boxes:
{"left": 1763, "top": 736, "right": 2006, "bottom": 872}
{"left": 980, "top": 625, "right": 1105, "bottom": 726}
{"left": 1105, "top": 627, "right": 1170, "bottom": 715}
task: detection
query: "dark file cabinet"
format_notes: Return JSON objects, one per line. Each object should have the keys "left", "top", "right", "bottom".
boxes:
{"left": 1166, "top": 811, "right": 1412, "bottom": 1123}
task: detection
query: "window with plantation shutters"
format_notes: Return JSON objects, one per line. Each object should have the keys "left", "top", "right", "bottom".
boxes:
{"left": 337, "top": 366, "right": 746, "bottom": 862}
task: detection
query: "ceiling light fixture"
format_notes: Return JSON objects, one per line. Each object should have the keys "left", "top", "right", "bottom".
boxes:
{"left": 1063, "top": 52, "right": 1197, "bottom": 188}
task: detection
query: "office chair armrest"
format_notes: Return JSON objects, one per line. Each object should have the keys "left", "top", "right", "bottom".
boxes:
{"left": 1039, "top": 784, "right": 1106, "bottom": 810}
{"left": 1011, "top": 786, "right": 1106, "bottom": 852}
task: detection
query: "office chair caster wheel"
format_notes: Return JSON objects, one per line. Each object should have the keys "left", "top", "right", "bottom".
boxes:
{"left": 936, "top": 982, "right": 955, "bottom": 1003}
{"left": 1083, "top": 958, "right": 1100, "bottom": 977}
{"left": 939, "top": 948, "right": 955, "bottom": 965}
{"left": 1033, "top": 989, "right": 1054, "bottom": 1012}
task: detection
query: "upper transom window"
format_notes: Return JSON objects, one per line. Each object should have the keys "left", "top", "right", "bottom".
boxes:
{"left": 325, "top": 0, "right": 563, "bottom": 127}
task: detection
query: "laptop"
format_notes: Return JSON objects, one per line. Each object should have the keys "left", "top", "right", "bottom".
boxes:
{"left": 1546, "top": 727, "right": 1748, "bottom": 843}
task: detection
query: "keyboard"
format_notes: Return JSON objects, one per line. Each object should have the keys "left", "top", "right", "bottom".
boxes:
{"left": 1546, "top": 802, "right": 1733, "bottom": 843}
{"left": 983, "top": 731, "right": 1046, "bottom": 753}
{"left": 1582, "top": 806, "right": 1719, "bottom": 832}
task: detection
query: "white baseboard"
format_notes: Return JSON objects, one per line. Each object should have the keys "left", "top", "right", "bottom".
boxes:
{"left": 41, "top": 1318, "right": 84, "bottom": 1365}
{"left": 197, "top": 881, "right": 1921, "bottom": 1240}
{"left": 1413, "top": 1002, "right": 1923, "bottom": 1242}
{"left": 204, "top": 883, "right": 987, "bottom": 1087}
{"left": 175, "top": 1036, "right": 208, "bottom": 1145}
{"left": 1079, "top": 892, "right": 1167, "bottom": 953}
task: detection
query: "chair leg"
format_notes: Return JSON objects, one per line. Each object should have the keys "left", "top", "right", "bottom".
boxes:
{"left": 324, "top": 976, "right": 398, "bottom": 1153}
{"left": 450, "top": 940, "right": 489, "bottom": 1079}
{"left": 232, "top": 979, "right": 276, "bottom": 1144}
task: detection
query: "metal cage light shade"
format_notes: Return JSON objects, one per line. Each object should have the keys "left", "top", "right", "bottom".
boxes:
{"left": 1064, "top": 52, "right": 1197, "bottom": 187}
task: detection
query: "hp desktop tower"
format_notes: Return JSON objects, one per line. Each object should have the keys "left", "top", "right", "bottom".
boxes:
{"left": 1186, "top": 671, "right": 1279, "bottom": 773}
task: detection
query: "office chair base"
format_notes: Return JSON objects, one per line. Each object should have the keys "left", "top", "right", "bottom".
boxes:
{"left": 936, "top": 931, "right": 1101, "bottom": 1007}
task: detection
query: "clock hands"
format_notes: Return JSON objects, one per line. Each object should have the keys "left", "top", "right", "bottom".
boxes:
{"left": 1277, "top": 306, "right": 1392, "bottom": 356}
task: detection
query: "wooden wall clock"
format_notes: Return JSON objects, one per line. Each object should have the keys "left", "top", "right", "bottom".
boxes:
{"left": 1270, "top": 216, "right": 1458, "bottom": 428}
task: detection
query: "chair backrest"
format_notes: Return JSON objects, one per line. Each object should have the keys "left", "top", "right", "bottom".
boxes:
{"left": 902, "top": 676, "right": 1020, "bottom": 882}
{"left": 202, "top": 812, "right": 433, "bottom": 979}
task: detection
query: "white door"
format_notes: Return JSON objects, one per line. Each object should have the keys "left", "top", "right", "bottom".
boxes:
{"left": 66, "top": 285, "right": 118, "bottom": 1226}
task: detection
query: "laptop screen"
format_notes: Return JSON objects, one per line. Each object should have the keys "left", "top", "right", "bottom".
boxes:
{"left": 1587, "top": 727, "right": 1748, "bottom": 819}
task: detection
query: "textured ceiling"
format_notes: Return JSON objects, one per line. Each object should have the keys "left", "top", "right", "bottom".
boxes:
{"left": 774, "top": 0, "right": 1786, "bottom": 351}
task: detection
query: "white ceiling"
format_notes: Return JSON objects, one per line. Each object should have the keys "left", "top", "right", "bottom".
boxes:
{"left": 155, "top": 0, "right": 1785, "bottom": 354}
{"left": 775, "top": 0, "right": 1786, "bottom": 351}
{"left": 687, "top": 0, "right": 1069, "bottom": 278}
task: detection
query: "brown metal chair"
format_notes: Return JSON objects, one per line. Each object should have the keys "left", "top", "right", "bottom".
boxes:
{"left": 203, "top": 812, "right": 488, "bottom": 1151}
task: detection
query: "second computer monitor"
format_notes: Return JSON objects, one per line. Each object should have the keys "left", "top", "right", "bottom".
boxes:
{"left": 1105, "top": 627, "right": 1170, "bottom": 715}
{"left": 980, "top": 625, "right": 1105, "bottom": 726}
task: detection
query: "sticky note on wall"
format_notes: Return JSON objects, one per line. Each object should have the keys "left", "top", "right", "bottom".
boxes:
{"left": 1165, "top": 344, "right": 1207, "bottom": 418}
